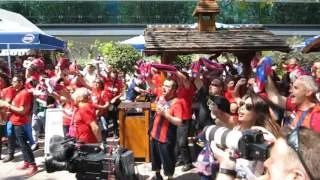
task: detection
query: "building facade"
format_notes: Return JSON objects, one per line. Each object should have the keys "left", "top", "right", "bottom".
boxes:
{"left": 0, "top": 0, "right": 319, "bottom": 41}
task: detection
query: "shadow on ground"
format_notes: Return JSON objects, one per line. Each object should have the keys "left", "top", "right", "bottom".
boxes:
{"left": 175, "top": 172, "right": 200, "bottom": 180}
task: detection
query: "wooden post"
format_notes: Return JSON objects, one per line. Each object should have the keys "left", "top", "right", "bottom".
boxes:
{"left": 118, "top": 108, "right": 125, "bottom": 147}
{"left": 234, "top": 52, "right": 256, "bottom": 78}
{"left": 160, "top": 53, "right": 177, "bottom": 81}
{"left": 144, "top": 109, "right": 150, "bottom": 162}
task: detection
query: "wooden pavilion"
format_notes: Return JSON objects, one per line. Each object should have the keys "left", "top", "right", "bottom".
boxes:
{"left": 143, "top": 0, "right": 291, "bottom": 76}
{"left": 119, "top": 0, "right": 291, "bottom": 162}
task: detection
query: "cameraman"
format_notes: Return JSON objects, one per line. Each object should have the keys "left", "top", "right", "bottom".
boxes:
{"left": 71, "top": 88, "right": 101, "bottom": 143}
{"left": 212, "top": 127, "right": 320, "bottom": 180}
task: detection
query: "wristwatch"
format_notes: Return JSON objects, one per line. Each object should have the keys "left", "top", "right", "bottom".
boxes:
{"left": 219, "top": 168, "right": 236, "bottom": 177}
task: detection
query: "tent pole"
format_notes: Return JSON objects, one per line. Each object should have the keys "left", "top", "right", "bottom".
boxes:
{"left": 7, "top": 44, "right": 12, "bottom": 77}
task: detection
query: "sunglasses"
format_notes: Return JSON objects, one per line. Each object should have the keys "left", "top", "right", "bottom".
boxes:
{"left": 287, "top": 128, "right": 314, "bottom": 180}
{"left": 239, "top": 101, "right": 253, "bottom": 111}
{"left": 12, "top": 80, "right": 22, "bottom": 83}
{"left": 210, "top": 82, "right": 221, "bottom": 87}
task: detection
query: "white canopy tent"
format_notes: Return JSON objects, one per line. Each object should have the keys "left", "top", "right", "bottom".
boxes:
{"left": 0, "top": 9, "right": 66, "bottom": 75}
{"left": 0, "top": 9, "right": 45, "bottom": 33}
{"left": 120, "top": 35, "right": 145, "bottom": 52}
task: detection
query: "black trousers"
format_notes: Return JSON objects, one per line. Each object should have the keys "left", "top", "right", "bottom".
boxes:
{"left": 0, "top": 125, "right": 5, "bottom": 157}
{"left": 176, "top": 120, "right": 192, "bottom": 164}
{"left": 151, "top": 138, "right": 176, "bottom": 176}
{"left": 63, "top": 125, "right": 70, "bottom": 137}
{"left": 13, "top": 125, "right": 35, "bottom": 164}
{"left": 108, "top": 106, "right": 118, "bottom": 137}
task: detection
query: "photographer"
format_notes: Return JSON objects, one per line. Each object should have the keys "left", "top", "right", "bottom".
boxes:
{"left": 208, "top": 92, "right": 280, "bottom": 179}
{"left": 211, "top": 92, "right": 280, "bottom": 135}
{"left": 211, "top": 127, "right": 320, "bottom": 180}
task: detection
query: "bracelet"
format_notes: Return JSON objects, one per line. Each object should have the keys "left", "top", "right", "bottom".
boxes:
{"left": 219, "top": 168, "right": 236, "bottom": 177}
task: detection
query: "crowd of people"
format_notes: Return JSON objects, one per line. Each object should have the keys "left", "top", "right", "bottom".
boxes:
{"left": 0, "top": 51, "right": 319, "bottom": 180}
{"left": 0, "top": 54, "right": 124, "bottom": 177}
{"left": 130, "top": 53, "right": 320, "bottom": 180}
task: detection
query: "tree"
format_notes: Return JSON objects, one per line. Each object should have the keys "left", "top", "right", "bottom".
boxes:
{"left": 173, "top": 55, "right": 193, "bottom": 69}
{"left": 98, "top": 43, "right": 141, "bottom": 74}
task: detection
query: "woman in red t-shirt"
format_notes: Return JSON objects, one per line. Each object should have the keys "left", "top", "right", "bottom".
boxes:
{"left": 71, "top": 88, "right": 101, "bottom": 143}
{"left": 91, "top": 78, "right": 110, "bottom": 142}
{"left": 99, "top": 69, "right": 123, "bottom": 138}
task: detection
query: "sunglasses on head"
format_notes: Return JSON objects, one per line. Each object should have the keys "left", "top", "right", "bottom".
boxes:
{"left": 239, "top": 101, "right": 253, "bottom": 111}
{"left": 287, "top": 128, "right": 314, "bottom": 180}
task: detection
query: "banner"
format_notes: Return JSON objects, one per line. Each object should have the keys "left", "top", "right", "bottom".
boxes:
{"left": 44, "top": 108, "right": 64, "bottom": 155}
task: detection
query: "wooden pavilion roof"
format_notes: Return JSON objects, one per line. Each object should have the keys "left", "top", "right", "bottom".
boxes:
{"left": 144, "top": 27, "right": 291, "bottom": 55}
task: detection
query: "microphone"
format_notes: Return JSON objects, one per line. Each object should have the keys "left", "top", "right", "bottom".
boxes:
{"left": 49, "top": 135, "right": 74, "bottom": 162}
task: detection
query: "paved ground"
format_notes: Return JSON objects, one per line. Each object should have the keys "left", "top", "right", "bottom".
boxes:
{"left": 0, "top": 146, "right": 200, "bottom": 180}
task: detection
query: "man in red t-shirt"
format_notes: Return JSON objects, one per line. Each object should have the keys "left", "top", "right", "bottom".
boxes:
{"left": 0, "top": 84, "right": 18, "bottom": 161}
{"left": 150, "top": 79, "right": 183, "bottom": 180}
{"left": 266, "top": 75, "right": 320, "bottom": 132}
{"left": 0, "top": 75, "right": 37, "bottom": 177}
{"left": 175, "top": 71, "right": 196, "bottom": 171}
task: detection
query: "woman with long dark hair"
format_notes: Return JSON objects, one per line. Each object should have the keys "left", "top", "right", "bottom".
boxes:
{"left": 207, "top": 92, "right": 280, "bottom": 179}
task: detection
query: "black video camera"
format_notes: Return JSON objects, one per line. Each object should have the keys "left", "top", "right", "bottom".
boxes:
{"left": 45, "top": 135, "right": 135, "bottom": 180}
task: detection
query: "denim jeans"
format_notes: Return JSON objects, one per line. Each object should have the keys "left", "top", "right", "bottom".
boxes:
{"left": 99, "top": 116, "right": 108, "bottom": 142}
{"left": 199, "top": 174, "right": 212, "bottom": 180}
{"left": 6, "top": 121, "right": 34, "bottom": 145}
{"left": 32, "top": 112, "right": 46, "bottom": 143}
{"left": 13, "top": 125, "right": 35, "bottom": 164}
{"left": 6, "top": 121, "right": 34, "bottom": 155}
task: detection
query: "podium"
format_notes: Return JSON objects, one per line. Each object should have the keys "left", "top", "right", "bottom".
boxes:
{"left": 118, "top": 102, "right": 151, "bottom": 162}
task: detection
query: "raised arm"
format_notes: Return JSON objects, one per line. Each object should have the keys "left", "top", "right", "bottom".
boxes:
{"left": 193, "top": 73, "right": 204, "bottom": 90}
{"left": 210, "top": 103, "right": 237, "bottom": 128}
{"left": 265, "top": 75, "right": 287, "bottom": 109}
{"left": 233, "top": 78, "right": 247, "bottom": 104}
{"left": 175, "top": 71, "right": 191, "bottom": 88}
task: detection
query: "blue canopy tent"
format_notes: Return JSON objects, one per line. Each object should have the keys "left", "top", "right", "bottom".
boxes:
{"left": 0, "top": 9, "right": 66, "bottom": 51}
{"left": 120, "top": 35, "right": 145, "bottom": 52}
{"left": 0, "top": 32, "right": 66, "bottom": 50}
{"left": 294, "top": 35, "right": 320, "bottom": 53}
{"left": 0, "top": 32, "right": 67, "bottom": 75}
